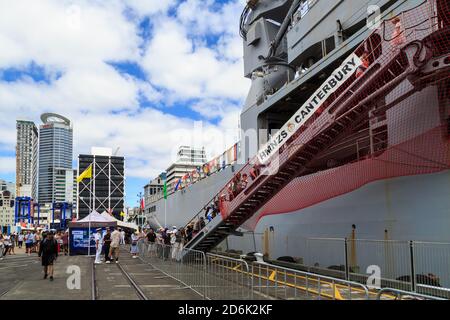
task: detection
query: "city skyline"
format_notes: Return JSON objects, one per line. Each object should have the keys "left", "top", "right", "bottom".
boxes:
{"left": 0, "top": 0, "right": 248, "bottom": 208}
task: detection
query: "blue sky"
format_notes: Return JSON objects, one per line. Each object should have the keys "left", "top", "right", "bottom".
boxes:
{"left": 0, "top": 0, "right": 249, "bottom": 208}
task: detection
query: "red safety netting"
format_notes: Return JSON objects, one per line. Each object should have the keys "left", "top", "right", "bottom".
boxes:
{"left": 244, "top": 125, "right": 450, "bottom": 230}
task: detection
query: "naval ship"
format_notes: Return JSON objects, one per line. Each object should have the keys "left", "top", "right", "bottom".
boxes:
{"left": 146, "top": 0, "right": 450, "bottom": 293}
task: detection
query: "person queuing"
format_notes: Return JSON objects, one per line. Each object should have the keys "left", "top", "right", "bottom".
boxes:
{"left": 146, "top": 228, "right": 157, "bottom": 255}
{"left": 120, "top": 228, "right": 126, "bottom": 245}
{"left": 171, "top": 227, "right": 184, "bottom": 261}
{"left": 130, "top": 231, "right": 140, "bottom": 259}
{"left": 94, "top": 228, "right": 103, "bottom": 264}
{"left": 38, "top": 231, "right": 58, "bottom": 281}
{"left": 161, "top": 228, "right": 171, "bottom": 261}
{"left": 109, "top": 227, "right": 121, "bottom": 264}
{"left": 103, "top": 228, "right": 112, "bottom": 264}
{"left": 62, "top": 231, "right": 69, "bottom": 256}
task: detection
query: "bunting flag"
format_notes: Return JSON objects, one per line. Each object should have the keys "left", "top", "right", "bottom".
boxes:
{"left": 174, "top": 178, "right": 182, "bottom": 192}
{"left": 226, "top": 144, "right": 238, "bottom": 165}
{"left": 171, "top": 143, "right": 239, "bottom": 194}
{"left": 203, "top": 163, "right": 210, "bottom": 175}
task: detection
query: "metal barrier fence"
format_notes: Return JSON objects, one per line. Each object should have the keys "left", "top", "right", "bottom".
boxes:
{"left": 137, "top": 241, "right": 372, "bottom": 300}
{"left": 139, "top": 242, "right": 207, "bottom": 298}
{"left": 375, "top": 288, "right": 447, "bottom": 300}
{"left": 413, "top": 241, "right": 450, "bottom": 298}
{"left": 137, "top": 240, "right": 448, "bottom": 300}
{"left": 296, "top": 238, "right": 450, "bottom": 298}
{"left": 204, "top": 253, "right": 253, "bottom": 300}
{"left": 250, "top": 262, "right": 369, "bottom": 300}
{"left": 139, "top": 242, "right": 253, "bottom": 300}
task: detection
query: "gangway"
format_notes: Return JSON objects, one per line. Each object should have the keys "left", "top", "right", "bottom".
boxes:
{"left": 183, "top": 0, "right": 450, "bottom": 253}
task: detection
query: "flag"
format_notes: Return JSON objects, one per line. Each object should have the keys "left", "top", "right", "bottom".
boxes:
{"left": 77, "top": 164, "right": 92, "bottom": 183}
{"left": 163, "top": 180, "right": 168, "bottom": 199}
{"left": 140, "top": 198, "right": 145, "bottom": 212}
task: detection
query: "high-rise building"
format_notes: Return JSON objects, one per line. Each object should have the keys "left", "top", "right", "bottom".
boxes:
{"left": 166, "top": 146, "right": 207, "bottom": 192}
{"left": 53, "top": 168, "right": 77, "bottom": 204}
{"left": 0, "top": 179, "right": 15, "bottom": 194}
{"left": 38, "top": 113, "right": 74, "bottom": 205}
{"left": 77, "top": 147, "right": 125, "bottom": 220}
{"left": 16, "top": 120, "right": 38, "bottom": 199}
{"left": 0, "top": 180, "right": 15, "bottom": 231}
{"left": 0, "top": 190, "right": 15, "bottom": 231}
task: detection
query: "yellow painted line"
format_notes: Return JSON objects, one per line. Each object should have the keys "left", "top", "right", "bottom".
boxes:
{"left": 269, "top": 271, "right": 277, "bottom": 281}
{"left": 252, "top": 265, "right": 397, "bottom": 299}
{"left": 210, "top": 261, "right": 397, "bottom": 300}
{"left": 232, "top": 264, "right": 242, "bottom": 271}
{"left": 256, "top": 272, "right": 342, "bottom": 300}
{"left": 334, "top": 284, "right": 344, "bottom": 300}
{"left": 210, "top": 261, "right": 341, "bottom": 300}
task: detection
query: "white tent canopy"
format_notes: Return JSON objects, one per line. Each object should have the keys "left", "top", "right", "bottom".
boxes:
{"left": 100, "top": 211, "right": 139, "bottom": 231}
{"left": 78, "top": 210, "right": 113, "bottom": 223}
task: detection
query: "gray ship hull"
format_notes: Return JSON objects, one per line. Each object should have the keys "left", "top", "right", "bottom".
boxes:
{"left": 148, "top": 169, "right": 450, "bottom": 254}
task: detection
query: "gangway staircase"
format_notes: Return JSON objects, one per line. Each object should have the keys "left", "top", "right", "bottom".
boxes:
{"left": 182, "top": 0, "right": 450, "bottom": 253}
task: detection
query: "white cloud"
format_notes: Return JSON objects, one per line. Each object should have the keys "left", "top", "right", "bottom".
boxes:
{"left": 0, "top": 0, "right": 140, "bottom": 69}
{"left": 123, "top": 0, "right": 176, "bottom": 17}
{"left": 0, "top": 0, "right": 248, "bottom": 184}
{"left": 141, "top": 16, "right": 249, "bottom": 101}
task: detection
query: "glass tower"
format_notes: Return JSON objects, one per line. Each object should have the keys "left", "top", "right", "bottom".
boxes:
{"left": 38, "top": 113, "right": 73, "bottom": 204}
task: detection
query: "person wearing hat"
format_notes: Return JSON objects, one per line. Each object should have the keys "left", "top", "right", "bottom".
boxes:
{"left": 94, "top": 228, "right": 103, "bottom": 264}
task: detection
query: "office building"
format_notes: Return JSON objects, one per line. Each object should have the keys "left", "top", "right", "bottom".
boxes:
{"left": 0, "top": 182, "right": 15, "bottom": 231}
{"left": 16, "top": 120, "right": 39, "bottom": 199}
{"left": 77, "top": 147, "right": 125, "bottom": 220}
{"left": 38, "top": 113, "right": 74, "bottom": 204}
{"left": 166, "top": 146, "right": 206, "bottom": 192}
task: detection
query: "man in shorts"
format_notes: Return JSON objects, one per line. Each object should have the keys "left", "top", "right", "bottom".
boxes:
{"left": 109, "top": 227, "right": 121, "bottom": 263}
{"left": 25, "top": 231, "right": 35, "bottom": 256}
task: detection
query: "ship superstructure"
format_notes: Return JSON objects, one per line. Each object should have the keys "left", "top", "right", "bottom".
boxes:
{"left": 146, "top": 0, "right": 449, "bottom": 295}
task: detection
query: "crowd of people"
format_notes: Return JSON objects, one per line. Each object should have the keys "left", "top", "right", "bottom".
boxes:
{"left": 0, "top": 229, "right": 69, "bottom": 260}
{"left": 92, "top": 226, "right": 204, "bottom": 264}
{"left": 0, "top": 229, "right": 66, "bottom": 281}
{"left": 144, "top": 226, "right": 191, "bottom": 261}
{"left": 93, "top": 227, "right": 124, "bottom": 264}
